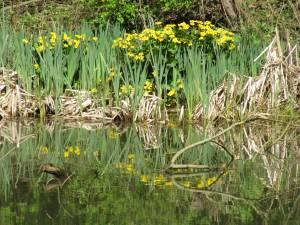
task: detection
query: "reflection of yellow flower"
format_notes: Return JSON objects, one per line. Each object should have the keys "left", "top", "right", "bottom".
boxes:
{"left": 197, "top": 181, "right": 205, "bottom": 188}
{"left": 140, "top": 175, "right": 149, "bottom": 183}
{"left": 40, "top": 146, "right": 48, "bottom": 154}
{"left": 182, "top": 181, "right": 191, "bottom": 188}
{"left": 126, "top": 164, "right": 134, "bottom": 173}
{"left": 207, "top": 177, "right": 217, "bottom": 186}
{"left": 108, "top": 130, "right": 118, "bottom": 139}
{"left": 64, "top": 150, "right": 69, "bottom": 158}
{"left": 68, "top": 146, "right": 74, "bottom": 153}
{"left": 128, "top": 154, "right": 135, "bottom": 160}
{"left": 154, "top": 174, "right": 165, "bottom": 185}
{"left": 165, "top": 181, "right": 173, "bottom": 187}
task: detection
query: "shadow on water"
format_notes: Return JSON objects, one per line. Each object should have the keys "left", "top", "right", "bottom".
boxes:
{"left": 1, "top": 119, "right": 300, "bottom": 225}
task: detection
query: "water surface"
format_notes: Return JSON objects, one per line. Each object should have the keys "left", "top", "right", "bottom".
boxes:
{"left": 0, "top": 120, "right": 300, "bottom": 225}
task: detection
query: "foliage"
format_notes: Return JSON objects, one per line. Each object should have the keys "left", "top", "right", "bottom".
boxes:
{"left": 239, "top": 0, "right": 300, "bottom": 41}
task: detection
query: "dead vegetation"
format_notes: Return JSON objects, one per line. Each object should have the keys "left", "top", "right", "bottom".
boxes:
{"left": 192, "top": 33, "right": 300, "bottom": 121}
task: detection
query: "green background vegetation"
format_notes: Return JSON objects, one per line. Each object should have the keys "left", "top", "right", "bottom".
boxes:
{"left": 1, "top": 0, "right": 299, "bottom": 41}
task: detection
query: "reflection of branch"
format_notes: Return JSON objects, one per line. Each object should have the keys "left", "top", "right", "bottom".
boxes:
{"left": 0, "top": 146, "right": 15, "bottom": 161}
{"left": 169, "top": 121, "right": 245, "bottom": 168}
{"left": 172, "top": 177, "right": 268, "bottom": 220}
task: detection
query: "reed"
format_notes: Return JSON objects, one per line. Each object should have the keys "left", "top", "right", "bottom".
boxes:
{"left": 0, "top": 22, "right": 274, "bottom": 122}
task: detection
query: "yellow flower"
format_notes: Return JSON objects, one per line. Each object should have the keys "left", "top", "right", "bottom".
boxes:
{"left": 22, "top": 38, "right": 29, "bottom": 45}
{"left": 172, "top": 37, "right": 181, "bottom": 44}
{"left": 38, "top": 36, "right": 44, "bottom": 44}
{"left": 229, "top": 43, "right": 235, "bottom": 50}
{"left": 143, "top": 80, "right": 153, "bottom": 92}
{"left": 90, "top": 88, "right": 98, "bottom": 94}
{"left": 40, "top": 146, "right": 48, "bottom": 154}
{"left": 75, "top": 146, "right": 80, "bottom": 156}
{"left": 154, "top": 21, "right": 162, "bottom": 26}
{"left": 75, "top": 34, "right": 86, "bottom": 40}
{"left": 73, "top": 39, "right": 80, "bottom": 48}
{"left": 50, "top": 32, "right": 57, "bottom": 46}
{"left": 64, "top": 150, "right": 69, "bottom": 158}
{"left": 120, "top": 84, "right": 134, "bottom": 95}
{"left": 67, "top": 40, "right": 73, "bottom": 46}
{"left": 178, "top": 22, "right": 190, "bottom": 30}
{"left": 33, "top": 64, "right": 40, "bottom": 70}
{"left": 177, "top": 79, "right": 184, "bottom": 89}
{"left": 152, "top": 70, "right": 158, "bottom": 77}
{"left": 167, "top": 88, "right": 176, "bottom": 97}
{"left": 63, "top": 33, "right": 70, "bottom": 41}
{"left": 92, "top": 37, "right": 98, "bottom": 42}
{"left": 36, "top": 45, "right": 45, "bottom": 53}
{"left": 134, "top": 52, "right": 144, "bottom": 61}
{"left": 63, "top": 43, "right": 69, "bottom": 48}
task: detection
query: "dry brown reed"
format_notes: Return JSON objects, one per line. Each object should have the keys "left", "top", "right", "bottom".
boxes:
{"left": 192, "top": 33, "right": 300, "bottom": 121}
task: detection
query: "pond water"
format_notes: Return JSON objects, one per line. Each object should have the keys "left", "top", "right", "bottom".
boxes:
{"left": 0, "top": 120, "right": 300, "bottom": 225}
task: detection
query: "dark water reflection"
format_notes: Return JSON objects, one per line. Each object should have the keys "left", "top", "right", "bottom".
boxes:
{"left": 0, "top": 120, "right": 300, "bottom": 225}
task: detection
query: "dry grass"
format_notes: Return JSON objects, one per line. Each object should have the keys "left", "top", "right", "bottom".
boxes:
{"left": 192, "top": 33, "right": 300, "bottom": 121}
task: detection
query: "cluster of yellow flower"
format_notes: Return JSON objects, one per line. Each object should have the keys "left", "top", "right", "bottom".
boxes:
{"left": 64, "top": 146, "right": 81, "bottom": 158}
{"left": 112, "top": 20, "right": 236, "bottom": 61}
{"left": 22, "top": 32, "right": 98, "bottom": 53}
{"left": 120, "top": 84, "right": 134, "bottom": 95}
{"left": 114, "top": 153, "right": 220, "bottom": 189}
{"left": 180, "top": 176, "right": 218, "bottom": 188}
{"left": 40, "top": 146, "right": 49, "bottom": 154}
{"left": 167, "top": 79, "right": 184, "bottom": 97}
